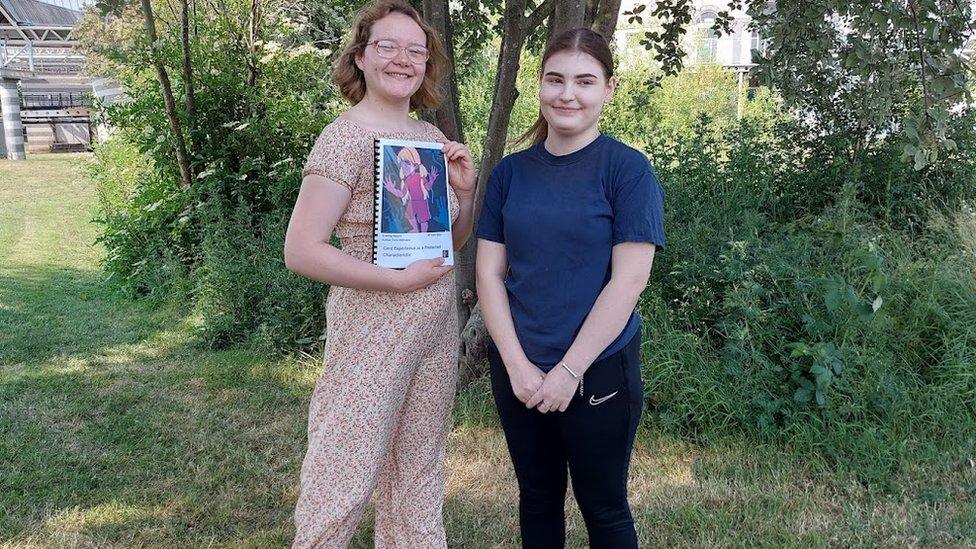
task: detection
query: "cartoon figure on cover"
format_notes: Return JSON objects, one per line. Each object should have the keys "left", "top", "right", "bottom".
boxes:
{"left": 384, "top": 146, "right": 440, "bottom": 233}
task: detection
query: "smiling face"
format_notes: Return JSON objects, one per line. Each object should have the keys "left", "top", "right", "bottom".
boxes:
{"left": 355, "top": 12, "right": 428, "bottom": 104}
{"left": 538, "top": 50, "right": 616, "bottom": 139}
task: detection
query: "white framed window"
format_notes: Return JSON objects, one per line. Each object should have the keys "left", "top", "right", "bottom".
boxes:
{"left": 695, "top": 10, "right": 719, "bottom": 64}
{"left": 750, "top": 29, "right": 767, "bottom": 57}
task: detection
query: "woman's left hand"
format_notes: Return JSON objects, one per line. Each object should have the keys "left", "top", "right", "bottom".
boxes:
{"left": 442, "top": 141, "right": 476, "bottom": 199}
{"left": 525, "top": 366, "right": 579, "bottom": 413}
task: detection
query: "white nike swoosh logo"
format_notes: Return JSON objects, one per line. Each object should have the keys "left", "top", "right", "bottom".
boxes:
{"left": 589, "top": 391, "right": 618, "bottom": 406}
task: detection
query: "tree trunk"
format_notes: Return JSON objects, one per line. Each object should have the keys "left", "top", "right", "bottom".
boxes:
{"left": 421, "top": 0, "right": 464, "bottom": 142}
{"left": 179, "top": 0, "right": 196, "bottom": 140}
{"left": 552, "top": 0, "right": 586, "bottom": 35}
{"left": 246, "top": 0, "right": 260, "bottom": 87}
{"left": 141, "top": 0, "right": 193, "bottom": 190}
{"left": 456, "top": 0, "right": 553, "bottom": 381}
{"left": 590, "top": 0, "right": 622, "bottom": 40}
{"left": 585, "top": 0, "right": 598, "bottom": 26}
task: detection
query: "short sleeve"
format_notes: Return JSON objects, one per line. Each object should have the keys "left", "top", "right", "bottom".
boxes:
{"left": 475, "top": 165, "right": 505, "bottom": 243}
{"left": 611, "top": 166, "right": 666, "bottom": 249}
{"left": 302, "top": 125, "right": 366, "bottom": 192}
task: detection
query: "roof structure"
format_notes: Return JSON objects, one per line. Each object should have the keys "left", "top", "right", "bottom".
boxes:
{"left": 0, "top": 0, "right": 83, "bottom": 75}
{"left": 3, "top": 0, "right": 80, "bottom": 27}
{"left": 1, "top": 0, "right": 80, "bottom": 44}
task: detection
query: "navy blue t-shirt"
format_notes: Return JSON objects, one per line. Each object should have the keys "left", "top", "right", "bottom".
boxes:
{"left": 476, "top": 134, "right": 666, "bottom": 370}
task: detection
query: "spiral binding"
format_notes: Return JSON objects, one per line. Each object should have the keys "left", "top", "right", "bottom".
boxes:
{"left": 372, "top": 138, "right": 382, "bottom": 266}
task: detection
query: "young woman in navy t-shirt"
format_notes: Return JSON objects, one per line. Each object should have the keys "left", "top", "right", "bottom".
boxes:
{"left": 475, "top": 28, "right": 665, "bottom": 548}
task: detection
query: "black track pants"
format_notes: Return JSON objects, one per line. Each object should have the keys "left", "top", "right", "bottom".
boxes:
{"left": 488, "top": 334, "right": 643, "bottom": 549}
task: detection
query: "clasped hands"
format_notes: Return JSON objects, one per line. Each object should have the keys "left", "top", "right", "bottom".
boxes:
{"left": 510, "top": 359, "right": 580, "bottom": 414}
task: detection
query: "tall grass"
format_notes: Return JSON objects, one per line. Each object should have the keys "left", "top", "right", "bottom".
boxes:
{"left": 87, "top": 52, "right": 976, "bottom": 484}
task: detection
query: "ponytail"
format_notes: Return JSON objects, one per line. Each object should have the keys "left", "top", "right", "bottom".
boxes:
{"left": 515, "top": 111, "right": 548, "bottom": 147}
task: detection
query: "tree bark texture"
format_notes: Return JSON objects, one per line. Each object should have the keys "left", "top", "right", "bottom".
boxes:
{"left": 246, "top": 0, "right": 261, "bottom": 87}
{"left": 141, "top": 0, "right": 193, "bottom": 190}
{"left": 590, "top": 0, "right": 622, "bottom": 40}
{"left": 552, "top": 0, "right": 586, "bottom": 34}
{"left": 179, "top": 0, "right": 196, "bottom": 144}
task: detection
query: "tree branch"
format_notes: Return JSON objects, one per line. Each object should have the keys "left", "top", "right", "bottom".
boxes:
{"left": 907, "top": 0, "right": 933, "bottom": 123}
{"left": 591, "top": 0, "right": 622, "bottom": 39}
{"left": 140, "top": 0, "right": 193, "bottom": 190}
{"left": 246, "top": 0, "right": 260, "bottom": 87}
{"left": 946, "top": 0, "right": 976, "bottom": 36}
{"left": 526, "top": 0, "right": 554, "bottom": 33}
{"left": 180, "top": 0, "right": 196, "bottom": 137}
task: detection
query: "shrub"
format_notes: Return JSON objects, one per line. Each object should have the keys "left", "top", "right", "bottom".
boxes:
{"left": 193, "top": 196, "right": 327, "bottom": 353}
{"left": 637, "top": 106, "right": 976, "bottom": 480}
{"left": 87, "top": 135, "right": 191, "bottom": 300}
{"left": 88, "top": 18, "right": 340, "bottom": 347}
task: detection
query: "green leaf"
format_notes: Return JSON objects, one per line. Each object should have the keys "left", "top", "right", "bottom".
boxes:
{"left": 872, "top": 296, "right": 883, "bottom": 313}
{"left": 905, "top": 119, "right": 919, "bottom": 141}
{"left": 811, "top": 364, "right": 832, "bottom": 387}
{"left": 815, "top": 390, "right": 826, "bottom": 406}
{"left": 789, "top": 342, "right": 811, "bottom": 357}
{"left": 871, "top": 271, "right": 888, "bottom": 293}
{"left": 794, "top": 387, "right": 812, "bottom": 403}
{"left": 914, "top": 149, "right": 927, "bottom": 171}
{"left": 143, "top": 200, "right": 164, "bottom": 213}
{"left": 824, "top": 287, "right": 841, "bottom": 313}
{"left": 861, "top": 251, "right": 882, "bottom": 270}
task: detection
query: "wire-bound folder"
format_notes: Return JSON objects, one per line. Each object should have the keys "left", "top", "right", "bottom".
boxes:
{"left": 372, "top": 138, "right": 454, "bottom": 269}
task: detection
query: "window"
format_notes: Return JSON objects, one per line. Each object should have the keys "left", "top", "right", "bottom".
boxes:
{"left": 750, "top": 29, "right": 767, "bottom": 58}
{"left": 695, "top": 10, "right": 719, "bottom": 64}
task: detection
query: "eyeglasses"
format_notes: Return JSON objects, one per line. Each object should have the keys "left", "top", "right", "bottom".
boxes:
{"left": 367, "top": 40, "right": 429, "bottom": 64}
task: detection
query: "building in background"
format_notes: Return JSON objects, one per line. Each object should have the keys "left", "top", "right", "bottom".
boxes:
{"left": 614, "top": 0, "right": 771, "bottom": 119}
{"left": 1, "top": 0, "right": 90, "bottom": 158}
{"left": 614, "top": 1, "right": 975, "bottom": 97}
{"left": 614, "top": 0, "right": 768, "bottom": 70}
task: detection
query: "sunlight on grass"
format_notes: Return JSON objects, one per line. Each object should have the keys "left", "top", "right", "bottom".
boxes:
{"left": 3, "top": 153, "right": 975, "bottom": 547}
{"left": 40, "top": 500, "right": 172, "bottom": 537}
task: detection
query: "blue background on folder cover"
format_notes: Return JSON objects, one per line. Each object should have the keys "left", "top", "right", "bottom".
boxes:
{"left": 381, "top": 145, "right": 450, "bottom": 234}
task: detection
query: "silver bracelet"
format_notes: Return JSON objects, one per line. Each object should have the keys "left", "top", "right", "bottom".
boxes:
{"left": 558, "top": 361, "right": 580, "bottom": 379}
{"left": 558, "top": 361, "right": 585, "bottom": 397}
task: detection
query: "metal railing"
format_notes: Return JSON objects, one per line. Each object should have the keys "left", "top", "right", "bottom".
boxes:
{"left": 22, "top": 91, "right": 90, "bottom": 108}
{"left": 1, "top": 39, "right": 84, "bottom": 74}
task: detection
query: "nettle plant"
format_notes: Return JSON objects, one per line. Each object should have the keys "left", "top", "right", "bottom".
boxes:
{"left": 789, "top": 242, "right": 889, "bottom": 407}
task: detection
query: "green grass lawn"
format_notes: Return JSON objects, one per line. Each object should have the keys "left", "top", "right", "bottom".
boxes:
{"left": 1, "top": 154, "right": 974, "bottom": 547}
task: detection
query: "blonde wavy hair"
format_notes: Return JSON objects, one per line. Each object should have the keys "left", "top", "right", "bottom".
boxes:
{"left": 332, "top": 0, "right": 448, "bottom": 111}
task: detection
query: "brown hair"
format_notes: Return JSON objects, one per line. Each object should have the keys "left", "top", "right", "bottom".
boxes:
{"left": 517, "top": 28, "right": 615, "bottom": 146}
{"left": 332, "top": 0, "right": 449, "bottom": 111}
